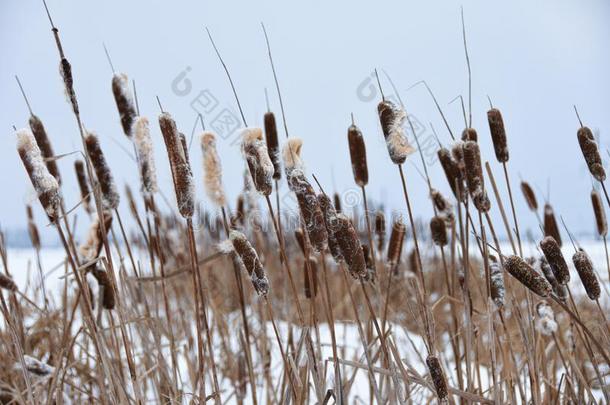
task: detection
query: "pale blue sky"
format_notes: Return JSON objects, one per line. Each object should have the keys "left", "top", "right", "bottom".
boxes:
{"left": 1, "top": 0, "right": 609, "bottom": 243}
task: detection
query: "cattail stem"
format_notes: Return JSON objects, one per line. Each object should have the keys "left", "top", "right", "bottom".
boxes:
{"left": 484, "top": 162, "right": 517, "bottom": 254}
{"left": 220, "top": 206, "right": 258, "bottom": 405}
{"left": 502, "top": 162, "right": 523, "bottom": 256}
{"left": 185, "top": 219, "right": 221, "bottom": 403}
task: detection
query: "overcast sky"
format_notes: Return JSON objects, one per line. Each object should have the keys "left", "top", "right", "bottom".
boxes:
{"left": 1, "top": 0, "right": 609, "bottom": 244}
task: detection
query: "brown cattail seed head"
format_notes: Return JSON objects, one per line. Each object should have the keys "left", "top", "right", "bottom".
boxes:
{"left": 0, "top": 273, "right": 17, "bottom": 292}
{"left": 347, "top": 123, "right": 368, "bottom": 186}
{"left": 461, "top": 127, "right": 478, "bottom": 142}
{"left": 577, "top": 126, "right": 606, "bottom": 182}
{"left": 377, "top": 100, "right": 415, "bottom": 164}
{"left": 487, "top": 108, "right": 509, "bottom": 162}
{"left": 29, "top": 115, "right": 61, "bottom": 185}
{"left": 230, "top": 230, "right": 269, "bottom": 296}
{"left": 201, "top": 132, "right": 226, "bottom": 207}
{"left": 591, "top": 189, "right": 607, "bottom": 237}
{"left": 91, "top": 267, "right": 115, "bottom": 310}
{"left": 426, "top": 355, "right": 448, "bottom": 402}
{"left": 335, "top": 214, "right": 366, "bottom": 278}
{"left": 438, "top": 147, "right": 466, "bottom": 202}
{"left": 375, "top": 210, "right": 386, "bottom": 253}
{"left": 490, "top": 257, "right": 505, "bottom": 308}
{"left": 462, "top": 141, "right": 490, "bottom": 212}
{"left": 26, "top": 205, "right": 40, "bottom": 251}
{"left": 387, "top": 219, "right": 406, "bottom": 266}
{"left": 539, "top": 256, "right": 567, "bottom": 300}
{"left": 111, "top": 73, "right": 136, "bottom": 137}
{"left": 59, "top": 57, "right": 78, "bottom": 115}
{"left": 289, "top": 174, "right": 328, "bottom": 253}
{"left": 503, "top": 255, "right": 552, "bottom": 297}
{"left": 539, "top": 236, "right": 570, "bottom": 284}
{"left": 361, "top": 244, "right": 375, "bottom": 281}
{"left": 318, "top": 193, "right": 343, "bottom": 262}
{"left": 85, "top": 132, "right": 120, "bottom": 210}
{"left": 572, "top": 249, "right": 600, "bottom": 300}
{"left": 74, "top": 160, "right": 92, "bottom": 214}
{"left": 303, "top": 257, "right": 318, "bottom": 298}
{"left": 17, "top": 129, "right": 60, "bottom": 221}
{"left": 159, "top": 112, "right": 194, "bottom": 218}
{"left": 133, "top": 117, "right": 158, "bottom": 195}
{"left": 333, "top": 193, "right": 342, "bottom": 213}
{"left": 543, "top": 204, "right": 562, "bottom": 247}
{"left": 430, "top": 216, "right": 447, "bottom": 246}
{"left": 242, "top": 128, "right": 274, "bottom": 196}
{"left": 520, "top": 181, "right": 537, "bottom": 211}
{"left": 282, "top": 137, "right": 304, "bottom": 181}
{"left": 263, "top": 111, "right": 281, "bottom": 180}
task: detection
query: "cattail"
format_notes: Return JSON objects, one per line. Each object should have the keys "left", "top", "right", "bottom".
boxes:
{"left": 289, "top": 174, "right": 327, "bottom": 253}
{"left": 0, "top": 273, "right": 17, "bottom": 292}
{"left": 408, "top": 248, "right": 421, "bottom": 275}
{"left": 430, "top": 216, "right": 447, "bottom": 246}
{"left": 242, "top": 128, "right": 274, "bottom": 196}
{"left": 539, "top": 256, "right": 568, "bottom": 300}
{"left": 159, "top": 112, "right": 194, "bottom": 218}
{"left": 543, "top": 204, "right": 562, "bottom": 247}
{"left": 387, "top": 219, "right": 406, "bottom": 266}
{"left": 74, "top": 160, "right": 92, "bottom": 214}
{"left": 232, "top": 194, "right": 245, "bottom": 228}
{"left": 535, "top": 302, "right": 558, "bottom": 336}
{"left": 347, "top": 122, "right": 368, "bottom": 186}
{"left": 426, "top": 355, "right": 448, "bottom": 402}
{"left": 264, "top": 111, "right": 281, "bottom": 180}
{"left": 282, "top": 137, "right": 304, "bottom": 181}
{"left": 91, "top": 267, "right": 115, "bottom": 310}
{"left": 572, "top": 249, "right": 601, "bottom": 300}
{"left": 59, "top": 57, "right": 79, "bottom": 115}
{"left": 487, "top": 108, "right": 509, "bottom": 162}
{"left": 29, "top": 115, "right": 60, "bottom": 184}
{"left": 26, "top": 205, "right": 40, "bottom": 251}
{"left": 539, "top": 236, "right": 569, "bottom": 284}
{"left": 438, "top": 147, "right": 466, "bottom": 202}
{"left": 133, "top": 117, "right": 158, "bottom": 195}
{"left": 79, "top": 212, "right": 113, "bottom": 262}
{"left": 303, "top": 256, "right": 318, "bottom": 298}
{"left": 377, "top": 100, "right": 415, "bottom": 164}
{"left": 520, "top": 181, "right": 537, "bottom": 212}
{"left": 16, "top": 128, "right": 60, "bottom": 221}
{"left": 490, "top": 257, "right": 505, "bottom": 308}
{"left": 503, "top": 255, "right": 552, "bottom": 297}
{"left": 111, "top": 73, "right": 136, "bottom": 137}
{"left": 361, "top": 244, "right": 375, "bottom": 281}
{"left": 577, "top": 126, "right": 606, "bottom": 182}
{"left": 334, "top": 214, "right": 366, "bottom": 279}
{"left": 85, "top": 132, "right": 120, "bottom": 210}
{"left": 430, "top": 189, "right": 451, "bottom": 214}
{"left": 461, "top": 127, "right": 478, "bottom": 142}
{"left": 318, "top": 193, "right": 343, "bottom": 262}
{"left": 201, "top": 132, "right": 226, "bottom": 207}
{"left": 375, "top": 210, "right": 386, "bottom": 253}
{"left": 230, "top": 230, "right": 269, "bottom": 296}
{"left": 334, "top": 193, "right": 342, "bottom": 213}
{"left": 462, "top": 141, "right": 490, "bottom": 212}
{"left": 591, "top": 189, "right": 607, "bottom": 237}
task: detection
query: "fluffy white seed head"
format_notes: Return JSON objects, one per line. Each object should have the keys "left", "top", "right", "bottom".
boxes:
{"left": 133, "top": 117, "right": 158, "bottom": 194}
{"left": 282, "top": 138, "right": 304, "bottom": 176}
{"left": 16, "top": 128, "right": 60, "bottom": 220}
{"left": 201, "top": 131, "right": 226, "bottom": 207}
{"left": 535, "top": 302, "right": 557, "bottom": 336}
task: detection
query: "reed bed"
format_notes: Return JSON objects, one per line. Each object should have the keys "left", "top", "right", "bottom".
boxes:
{"left": 1, "top": 5, "right": 610, "bottom": 405}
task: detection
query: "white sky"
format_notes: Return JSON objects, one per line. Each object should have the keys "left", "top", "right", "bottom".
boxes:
{"left": 1, "top": 0, "right": 609, "bottom": 243}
